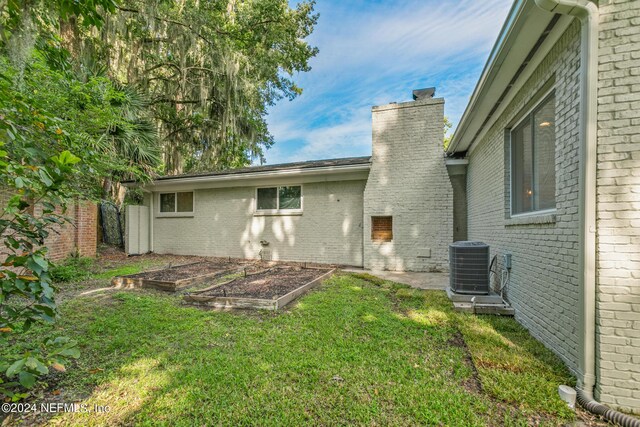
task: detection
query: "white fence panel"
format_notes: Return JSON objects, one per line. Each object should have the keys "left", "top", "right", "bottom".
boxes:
{"left": 125, "top": 205, "right": 150, "bottom": 255}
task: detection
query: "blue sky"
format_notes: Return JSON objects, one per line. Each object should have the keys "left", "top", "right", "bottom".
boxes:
{"left": 263, "top": 0, "right": 513, "bottom": 164}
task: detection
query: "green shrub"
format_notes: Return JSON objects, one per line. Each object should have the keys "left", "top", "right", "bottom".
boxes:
{"left": 50, "top": 257, "right": 94, "bottom": 283}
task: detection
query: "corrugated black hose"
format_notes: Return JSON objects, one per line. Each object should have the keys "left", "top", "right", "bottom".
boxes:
{"left": 577, "top": 389, "right": 640, "bottom": 427}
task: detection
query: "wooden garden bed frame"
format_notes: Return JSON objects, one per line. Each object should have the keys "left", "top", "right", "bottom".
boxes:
{"left": 111, "top": 261, "right": 252, "bottom": 292}
{"left": 182, "top": 267, "right": 335, "bottom": 310}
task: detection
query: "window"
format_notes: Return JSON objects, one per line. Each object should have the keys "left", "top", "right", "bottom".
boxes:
{"left": 256, "top": 186, "right": 302, "bottom": 212}
{"left": 510, "top": 92, "right": 556, "bottom": 215}
{"left": 371, "top": 216, "right": 393, "bottom": 242}
{"left": 160, "top": 192, "right": 194, "bottom": 213}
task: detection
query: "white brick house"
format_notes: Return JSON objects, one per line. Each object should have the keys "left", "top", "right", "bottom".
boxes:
{"left": 127, "top": 95, "right": 452, "bottom": 273}
{"left": 446, "top": 0, "right": 640, "bottom": 414}
{"left": 127, "top": 0, "right": 639, "bottom": 415}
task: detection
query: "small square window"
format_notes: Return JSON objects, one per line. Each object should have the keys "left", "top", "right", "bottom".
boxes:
{"left": 257, "top": 187, "right": 278, "bottom": 210}
{"left": 279, "top": 186, "right": 301, "bottom": 210}
{"left": 372, "top": 216, "right": 392, "bottom": 242}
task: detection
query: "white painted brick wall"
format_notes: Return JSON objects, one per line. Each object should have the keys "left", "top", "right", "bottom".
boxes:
{"left": 596, "top": 0, "right": 640, "bottom": 413}
{"left": 466, "top": 22, "right": 582, "bottom": 374}
{"left": 363, "top": 98, "right": 453, "bottom": 272}
{"left": 151, "top": 180, "right": 366, "bottom": 266}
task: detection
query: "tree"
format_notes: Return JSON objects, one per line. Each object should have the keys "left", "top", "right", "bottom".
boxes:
{"left": 0, "top": 64, "right": 83, "bottom": 399}
{"left": 443, "top": 116, "right": 453, "bottom": 150}
{"left": 0, "top": 0, "right": 159, "bottom": 399}
{"left": 90, "top": 0, "right": 318, "bottom": 174}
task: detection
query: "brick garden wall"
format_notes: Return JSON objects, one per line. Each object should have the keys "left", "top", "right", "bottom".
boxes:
{"left": 33, "top": 200, "right": 97, "bottom": 262}
{"left": 0, "top": 187, "right": 98, "bottom": 262}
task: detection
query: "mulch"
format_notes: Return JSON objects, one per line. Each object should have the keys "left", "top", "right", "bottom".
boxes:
{"left": 199, "top": 266, "right": 331, "bottom": 299}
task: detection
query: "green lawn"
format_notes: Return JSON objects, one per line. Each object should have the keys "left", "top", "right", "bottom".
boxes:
{"left": 11, "top": 271, "right": 576, "bottom": 426}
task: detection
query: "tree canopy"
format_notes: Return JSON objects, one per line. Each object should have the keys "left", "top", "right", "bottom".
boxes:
{"left": 2, "top": 0, "right": 318, "bottom": 179}
{"left": 60, "top": 0, "right": 319, "bottom": 175}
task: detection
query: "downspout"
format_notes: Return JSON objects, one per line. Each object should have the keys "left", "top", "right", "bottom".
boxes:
{"left": 535, "top": 0, "right": 599, "bottom": 399}
{"left": 535, "top": 0, "right": 598, "bottom": 401}
{"left": 140, "top": 188, "right": 154, "bottom": 253}
{"left": 532, "top": 2, "right": 639, "bottom": 425}
{"left": 149, "top": 192, "right": 154, "bottom": 253}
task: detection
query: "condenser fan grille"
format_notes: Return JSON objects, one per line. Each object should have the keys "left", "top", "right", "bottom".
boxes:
{"left": 449, "top": 241, "right": 490, "bottom": 295}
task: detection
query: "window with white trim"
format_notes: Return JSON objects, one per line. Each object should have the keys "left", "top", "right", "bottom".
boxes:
{"left": 256, "top": 186, "right": 302, "bottom": 212}
{"left": 160, "top": 192, "right": 194, "bottom": 213}
{"left": 510, "top": 92, "right": 556, "bottom": 215}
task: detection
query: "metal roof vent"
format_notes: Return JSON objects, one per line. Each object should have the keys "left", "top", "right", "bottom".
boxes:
{"left": 412, "top": 87, "right": 436, "bottom": 101}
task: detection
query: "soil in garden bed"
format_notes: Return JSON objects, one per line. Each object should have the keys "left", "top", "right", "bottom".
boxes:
{"left": 125, "top": 259, "right": 251, "bottom": 282}
{"left": 200, "top": 267, "right": 331, "bottom": 299}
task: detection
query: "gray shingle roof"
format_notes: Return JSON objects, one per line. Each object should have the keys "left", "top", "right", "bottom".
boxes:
{"left": 144, "top": 156, "right": 371, "bottom": 182}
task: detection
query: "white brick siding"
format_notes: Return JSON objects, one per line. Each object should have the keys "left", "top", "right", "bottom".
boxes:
{"left": 466, "top": 22, "right": 582, "bottom": 373}
{"left": 364, "top": 98, "right": 453, "bottom": 272}
{"left": 596, "top": 0, "right": 640, "bottom": 413}
{"left": 151, "top": 180, "right": 366, "bottom": 266}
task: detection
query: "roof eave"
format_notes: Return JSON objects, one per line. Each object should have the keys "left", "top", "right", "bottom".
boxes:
{"left": 126, "top": 163, "right": 371, "bottom": 190}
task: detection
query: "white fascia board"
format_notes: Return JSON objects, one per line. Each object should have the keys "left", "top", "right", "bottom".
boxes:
{"left": 444, "top": 158, "right": 469, "bottom": 166}
{"left": 134, "top": 164, "right": 371, "bottom": 192}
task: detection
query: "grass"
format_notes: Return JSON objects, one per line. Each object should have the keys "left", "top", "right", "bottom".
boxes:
{"left": 50, "top": 256, "right": 159, "bottom": 283}
{"left": 9, "top": 270, "right": 576, "bottom": 426}
{"left": 91, "top": 263, "right": 150, "bottom": 280}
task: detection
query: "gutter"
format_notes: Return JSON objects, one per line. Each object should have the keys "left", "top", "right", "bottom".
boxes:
{"left": 124, "top": 163, "right": 371, "bottom": 188}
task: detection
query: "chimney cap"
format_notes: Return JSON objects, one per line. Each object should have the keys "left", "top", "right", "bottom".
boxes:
{"left": 412, "top": 87, "right": 436, "bottom": 101}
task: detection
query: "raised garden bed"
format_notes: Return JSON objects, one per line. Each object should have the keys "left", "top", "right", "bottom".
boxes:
{"left": 111, "top": 259, "right": 252, "bottom": 292}
{"left": 183, "top": 266, "right": 334, "bottom": 310}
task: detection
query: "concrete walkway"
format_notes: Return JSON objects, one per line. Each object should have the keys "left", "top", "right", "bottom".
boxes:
{"left": 343, "top": 268, "right": 448, "bottom": 290}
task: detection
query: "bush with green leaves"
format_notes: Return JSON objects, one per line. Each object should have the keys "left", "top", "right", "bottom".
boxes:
{"left": 50, "top": 257, "right": 95, "bottom": 283}
{"left": 0, "top": 144, "right": 83, "bottom": 400}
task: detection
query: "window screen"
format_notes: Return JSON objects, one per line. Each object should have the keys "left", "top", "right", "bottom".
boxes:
{"left": 511, "top": 92, "right": 556, "bottom": 215}
{"left": 160, "top": 192, "right": 193, "bottom": 213}
{"left": 257, "top": 187, "right": 278, "bottom": 210}
{"left": 256, "top": 186, "right": 302, "bottom": 211}
{"left": 160, "top": 193, "right": 176, "bottom": 213}
{"left": 176, "top": 192, "right": 194, "bottom": 212}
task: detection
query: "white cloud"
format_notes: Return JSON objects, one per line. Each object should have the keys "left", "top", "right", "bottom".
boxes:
{"left": 263, "top": 0, "right": 513, "bottom": 164}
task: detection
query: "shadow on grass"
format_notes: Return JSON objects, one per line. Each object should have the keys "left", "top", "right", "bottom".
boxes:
{"left": 350, "top": 272, "right": 576, "bottom": 422}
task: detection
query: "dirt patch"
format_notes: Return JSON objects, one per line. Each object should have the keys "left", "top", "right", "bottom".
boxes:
{"left": 448, "top": 331, "right": 483, "bottom": 394}
{"left": 199, "top": 266, "right": 330, "bottom": 299}
{"left": 124, "top": 259, "right": 250, "bottom": 282}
